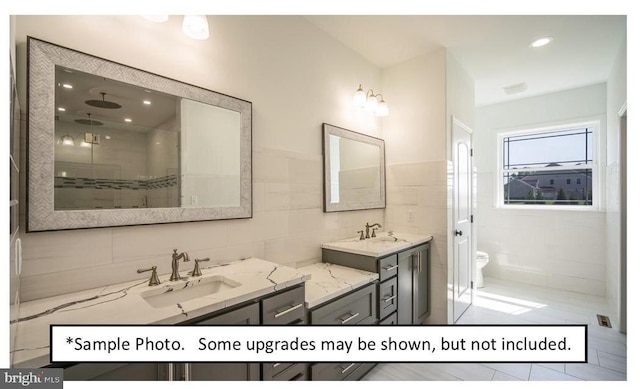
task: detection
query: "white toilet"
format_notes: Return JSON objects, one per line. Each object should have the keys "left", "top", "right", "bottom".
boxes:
{"left": 476, "top": 251, "right": 490, "bottom": 288}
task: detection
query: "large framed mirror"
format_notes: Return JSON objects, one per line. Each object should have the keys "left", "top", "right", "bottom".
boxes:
{"left": 322, "top": 123, "right": 385, "bottom": 212}
{"left": 27, "top": 37, "right": 252, "bottom": 231}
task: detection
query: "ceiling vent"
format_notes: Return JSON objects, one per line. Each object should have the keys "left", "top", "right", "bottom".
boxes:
{"left": 503, "top": 82, "right": 528, "bottom": 95}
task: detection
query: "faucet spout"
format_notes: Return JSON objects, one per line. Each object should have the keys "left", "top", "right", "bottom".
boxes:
{"left": 170, "top": 249, "right": 190, "bottom": 281}
{"left": 365, "top": 222, "right": 382, "bottom": 239}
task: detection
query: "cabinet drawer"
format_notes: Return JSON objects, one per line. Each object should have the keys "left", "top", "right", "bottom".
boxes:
{"left": 378, "top": 255, "right": 398, "bottom": 281}
{"left": 310, "top": 283, "right": 376, "bottom": 325}
{"left": 262, "top": 285, "right": 305, "bottom": 325}
{"left": 378, "top": 277, "right": 397, "bottom": 320}
{"left": 310, "top": 362, "right": 363, "bottom": 381}
{"left": 379, "top": 312, "right": 397, "bottom": 325}
{"left": 263, "top": 362, "right": 307, "bottom": 381}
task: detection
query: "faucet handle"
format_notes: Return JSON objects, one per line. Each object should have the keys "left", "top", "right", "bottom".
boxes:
{"left": 137, "top": 266, "right": 161, "bottom": 286}
{"left": 190, "top": 257, "right": 210, "bottom": 277}
{"left": 371, "top": 227, "right": 379, "bottom": 238}
{"left": 357, "top": 230, "right": 365, "bottom": 240}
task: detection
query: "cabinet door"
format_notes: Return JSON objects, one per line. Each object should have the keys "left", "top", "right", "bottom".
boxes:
{"left": 188, "top": 302, "right": 260, "bottom": 381}
{"left": 414, "top": 244, "right": 430, "bottom": 323}
{"left": 397, "top": 249, "right": 414, "bottom": 325}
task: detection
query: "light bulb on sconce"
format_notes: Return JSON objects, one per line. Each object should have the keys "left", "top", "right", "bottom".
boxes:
{"left": 353, "top": 84, "right": 367, "bottom": 108}
{"left": 141, "top": 15, "right": 210, "bottom": 40}
{"left": 353, "top": 84, "right": 389, "bottom": 117}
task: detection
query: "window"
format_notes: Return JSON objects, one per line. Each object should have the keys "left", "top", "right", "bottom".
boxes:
{"left": 500, "top": 123, "right": 596, "bottom": 207}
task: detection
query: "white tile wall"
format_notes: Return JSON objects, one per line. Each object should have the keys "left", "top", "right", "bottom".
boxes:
{"left": 19, "top": 147, "right": 385, "bottom": 301}
{"left": 474, "top": 85, "right": 609, "bottom": 297}
{"left": 385, "top": 161, "right": 448, "bottom": 324}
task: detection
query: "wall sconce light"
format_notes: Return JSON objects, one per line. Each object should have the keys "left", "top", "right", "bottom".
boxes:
{"left": 141, "top": 15, "right": 210, "bottom": 40}
{"left": 353, "top": 84, "right": 389, "bottom": 117}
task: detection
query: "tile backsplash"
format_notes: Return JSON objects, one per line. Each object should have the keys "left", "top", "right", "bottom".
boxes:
{"left": 19, "top": 147, "right": 384, "bottom": 301}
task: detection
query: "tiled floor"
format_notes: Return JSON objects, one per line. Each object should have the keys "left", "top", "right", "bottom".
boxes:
{"left": 364, "top": 277, "right": 627, "bottom": 381}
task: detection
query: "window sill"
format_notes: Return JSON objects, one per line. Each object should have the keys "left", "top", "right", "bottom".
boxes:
{"left": 495, "top": 204, "right": 604, "bottom": 212}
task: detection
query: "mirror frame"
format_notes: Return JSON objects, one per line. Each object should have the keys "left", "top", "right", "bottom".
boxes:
{"left": 27, "top": 37, "right": 252, "bottom": 231}
{"left": 322, "top": 123, "right": 386, "bottom": 212}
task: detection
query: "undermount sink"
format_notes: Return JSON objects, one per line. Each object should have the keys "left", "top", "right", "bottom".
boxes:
{"left": 140, "top": 275, "right": 241, "bottom": 308}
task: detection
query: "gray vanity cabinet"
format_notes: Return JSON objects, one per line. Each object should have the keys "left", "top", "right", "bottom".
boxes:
{"left": 62, "top": 284, "right": 305, "bottom": 381}
{"left": 322, "top": 240, "right": 431, "bottom": 325}
{"left": 397, "top": 243, "right": 430, "bottom": 324}
{"left": 185, "top": 302, "right": 261, "bottom": 381}
{"left": 308, "top": 283, "right": 377, "bottom": 381}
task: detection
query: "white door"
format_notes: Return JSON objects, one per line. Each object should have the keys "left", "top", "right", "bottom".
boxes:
{"left": 452, "top": 117, "right": 473, "bottom": 322}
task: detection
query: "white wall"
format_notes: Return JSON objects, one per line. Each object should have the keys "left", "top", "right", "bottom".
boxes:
{"left": 15, "top": 15, "right": 385, "bottom": 301}
{"left": 475, "top": 83, "right": 608, "bottom": 296}
{"left": 382, "top": 49, "right": 449, "bottom": 323}
{"left": 605, "top": 37, "right": 626, "bottom": 329}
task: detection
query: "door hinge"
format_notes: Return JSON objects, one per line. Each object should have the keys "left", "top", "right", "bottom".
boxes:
{"left": 470, "top": 148, "right": 474, "bottom": 157}
{"left": 471, "top": 214, "right": 474, "bottom": 223}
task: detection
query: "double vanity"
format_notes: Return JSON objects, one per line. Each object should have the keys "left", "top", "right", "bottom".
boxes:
{"left": 11, "top": 232, "right": 431, "bottom": 381}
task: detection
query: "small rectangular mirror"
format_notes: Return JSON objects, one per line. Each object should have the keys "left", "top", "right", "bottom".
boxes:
{"left": 322, "top": 123, "right": 385, "bottom": 212}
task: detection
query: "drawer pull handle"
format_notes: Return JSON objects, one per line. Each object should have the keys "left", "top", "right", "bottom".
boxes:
{"left": 383, "top": 295, "right": 396, "bottom": 303}
{"left": 274, "top": 303, "right": 303, "bottom": 318}
{"left": 341, "top": 363, "right": 356, "bottom": 374}
{"left": 340, "top": 312, "right": 360, "bottom": 324}
{"left": 273, "top": 363, "right": 281, "bottom": 368}
{"left": 383, "top": 265, "right": 398, "bottom": 272}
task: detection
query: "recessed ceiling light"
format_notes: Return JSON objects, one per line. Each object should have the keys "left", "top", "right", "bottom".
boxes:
{"left": 104, "top": 135, "right": 112, "bottom": 140}
{"left": 530, "top": 36, "right": 554, "bottom": 48}
{"left": 57, "top": 107, "right": 66, "bottom": 112}
{"left": 62, "top": 83, "right": 73, "bottom": 89}
{"left": 143, "top": 100, "right": 152, "bottom": 105}
{"left": 124, "top": 118, "right": 132, "bottom": 123}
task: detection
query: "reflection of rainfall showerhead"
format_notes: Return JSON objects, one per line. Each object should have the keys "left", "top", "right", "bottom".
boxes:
{"left": 75, "top": 118, "right": 103, "bottom": 126}
{"left": 85, "top": 92, "right": 122, "bottom": 109}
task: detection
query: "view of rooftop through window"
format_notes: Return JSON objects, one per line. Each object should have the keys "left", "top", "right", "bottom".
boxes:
{"left": 502, "top": 126, "right": 594, "bottom": 206}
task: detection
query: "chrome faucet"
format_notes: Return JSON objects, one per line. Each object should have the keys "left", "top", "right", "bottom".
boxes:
{"left": 365, "top": 222, "right": 382, "bottom": 239}
{"left": 170, "top": 249, "right": 190, "bottom": 281}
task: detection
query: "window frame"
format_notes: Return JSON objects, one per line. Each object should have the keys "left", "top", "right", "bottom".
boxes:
{"left": 496, "top": 119, "right": 602, "bottom": 211}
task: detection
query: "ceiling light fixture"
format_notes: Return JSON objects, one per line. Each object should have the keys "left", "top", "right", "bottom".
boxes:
{"left": 124, "top": 118, "right": 132, "bottom": 123}
{"left": 530, "top": 36, "right": 554, "bottom": 48}
{"left": 143, "top": 100, "right": 152, "bottom": 105}
{"left": 62, "top": 83, "right": 73, "bottom": 89}
{"left": 182, "top": 15, "right": 210, "bottom": 40}
{"left": 57, "top": 107, "right": 66, "bottom": 112}
{"left": 353, "top": 84, "right": 389, "bottom": 117}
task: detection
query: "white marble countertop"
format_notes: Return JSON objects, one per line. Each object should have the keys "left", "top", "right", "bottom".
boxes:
{"left": 299, "top": 262, "right": 378, "bottom": 309}
{"left": 321, "top": 232, "right": 433, "bottom": 257}
{"left": 10, "top": 257, "right": 309, "bottom": 368}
